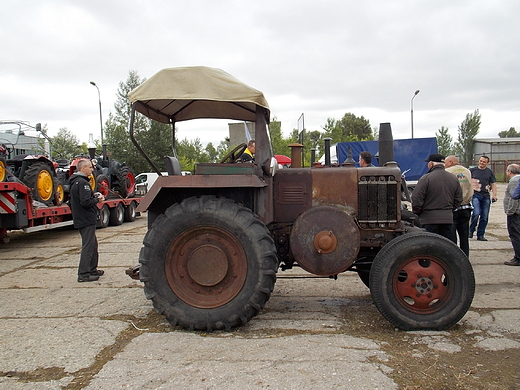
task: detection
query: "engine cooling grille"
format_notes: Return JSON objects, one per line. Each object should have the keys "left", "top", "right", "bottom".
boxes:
{"left": 358, "top": 175, "right": 398, "bottom": 224}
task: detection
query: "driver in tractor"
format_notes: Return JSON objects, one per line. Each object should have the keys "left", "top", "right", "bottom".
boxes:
{"left": 238, "top": 140, "right": 255, "bottom": 163}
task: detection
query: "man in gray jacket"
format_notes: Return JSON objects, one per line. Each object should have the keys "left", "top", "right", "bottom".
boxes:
{"left": 503, "top": 164, "right": 520, "bottom": 266}
{"left": 445, "top": 155, "right": 473, "bottom": 256}
{"left": 411, "top": 153, "right": 462, "bottom": 241}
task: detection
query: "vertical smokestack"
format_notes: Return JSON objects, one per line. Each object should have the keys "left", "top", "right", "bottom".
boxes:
{"left": 324, "top": 137, "right": 331, "bottom": 166}
{"left": 310, "top": 148, "right": 316, "bottom": 165}
{"left": 87, "top": 133, "right": 96, "bottom": 159}
{"left": 378, "top": 123, "right": 394, "bottom": 166}
{"left": 289, "top": 143, "right": 303, "bottom": 168}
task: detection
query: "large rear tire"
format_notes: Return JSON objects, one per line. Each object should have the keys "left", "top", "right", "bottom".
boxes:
{"left": 369, "top": 232, "right": 475, "bottom": 330}
{"left": 115, "top": 166, "right": 135, "bottom": 198}
{"left": 24, "top": 162, "right": 55, "bottom": 205}
{"left": 139, "top": 196, "right": 278, "bottom": 331}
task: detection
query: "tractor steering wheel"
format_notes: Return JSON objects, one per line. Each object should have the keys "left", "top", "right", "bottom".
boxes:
{"left": 219, "top": 143, "right": 248, "bottom": 164}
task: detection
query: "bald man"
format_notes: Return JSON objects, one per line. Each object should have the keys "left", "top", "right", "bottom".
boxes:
{"left": 445, "top": 155, "right": 473, "bottom": 256}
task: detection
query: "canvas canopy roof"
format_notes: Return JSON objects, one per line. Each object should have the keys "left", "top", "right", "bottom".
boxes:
{"left": 128, "top": 66, "right": 270, "bottom": 124}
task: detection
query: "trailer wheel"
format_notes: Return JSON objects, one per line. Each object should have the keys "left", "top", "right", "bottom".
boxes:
{"left": 124, "top": 201, "right": 137, "bottom": 222}
{"left": 24, "top": 162, "right": 55, "bottom": 205}
{"left": 139, "top": 196, "right": 278, "bottom": 331}
{"left": 97, "top": 204, "right": 110, "bottom": 228}
{"left": 109, "top": 203, "right": 124, "bottom": 226}
{"left": 115, "top": 166, "right": 135, "bottom": 198}
{"left": 369, "top": 232, "right": 475, "bottom": 330}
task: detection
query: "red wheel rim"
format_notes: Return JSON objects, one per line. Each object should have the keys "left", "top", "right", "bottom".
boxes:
{"left": 99, "top": 178, "right": 110, "bottom": 197}
{"left": 165, "top": 226, "right": 247, "bottom": 309}
{"left": 125, "top": 173, "right": 135, "bottom": 194}
{"left": 393, "top": 256, "right": 453, "bottom": 314}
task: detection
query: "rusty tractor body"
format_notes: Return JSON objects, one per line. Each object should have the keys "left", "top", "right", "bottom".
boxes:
{"left": 129, "top": 66, "right": 475, "bottom": 332}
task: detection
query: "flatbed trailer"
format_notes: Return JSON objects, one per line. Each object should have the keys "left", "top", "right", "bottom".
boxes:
{"left": 0, "top": 181, "right": 141, "bottom": 243}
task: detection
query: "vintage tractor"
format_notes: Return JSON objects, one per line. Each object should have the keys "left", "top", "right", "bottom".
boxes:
{"left": 3, "top": 152, "right": 61, "bottom": 206}
{"left": 93, "top": 151, "right": 136, "bottom": 198}
{"left": 128, "top": 66, "right": 475, "bottom": 332}
{"left": 0, "top": 122, "right": 62, "bottom": 206}
{"left": 55, "top": 150, "right": 136, "bottom": 203}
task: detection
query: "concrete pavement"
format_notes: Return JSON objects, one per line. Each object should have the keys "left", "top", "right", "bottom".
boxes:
{"left": 0, "top": 183, "right": 518, "bottom": 389}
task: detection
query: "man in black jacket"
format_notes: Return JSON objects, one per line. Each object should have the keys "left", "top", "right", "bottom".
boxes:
{"left": 70, "top": 159, "right": 105, "bottom": 282}
{"left": 411, "top": 154, "right": 462, "bottom": 241}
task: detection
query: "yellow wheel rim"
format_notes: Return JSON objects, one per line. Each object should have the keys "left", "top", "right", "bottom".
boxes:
{"left": 0, "top": 161, "right": 6, "bottom": 182}
{"left": 56, "top": 183, "right": 65, "bottom": 204}
{"left": 37, "top": 170, "right": 54, "bottom": 201}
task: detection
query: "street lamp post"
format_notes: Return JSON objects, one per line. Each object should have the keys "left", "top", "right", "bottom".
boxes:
{"left": 411, "top": 89, "right": 420, "bottom": 139}
{"left": 90, "top": 81, "right": 103, "bottom": 146}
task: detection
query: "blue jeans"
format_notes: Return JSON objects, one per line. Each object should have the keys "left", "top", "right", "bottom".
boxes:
{"left": 470, "top": 193, "right": 491, "bottom": 238}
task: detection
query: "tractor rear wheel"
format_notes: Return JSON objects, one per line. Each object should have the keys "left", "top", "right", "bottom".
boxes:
{"left": 139, "top": 196, "right": 278, "bottom": 331}
{"left": 115, "top": 166, "right": 135, "bottom": 198}
{"left": 370, "top": 232, "right": 475, "bottom": 330}
{"left": 24, "top": 162, "right": 55, "bottom": 205}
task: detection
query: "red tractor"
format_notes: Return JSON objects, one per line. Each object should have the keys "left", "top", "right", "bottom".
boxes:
{"left": 55, "top": 152, "right": 136, "bottom": 203}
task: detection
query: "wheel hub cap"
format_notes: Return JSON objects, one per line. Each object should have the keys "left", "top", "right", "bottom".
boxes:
{"left": 166, "top": 227, "right": 247, "bottom": 309}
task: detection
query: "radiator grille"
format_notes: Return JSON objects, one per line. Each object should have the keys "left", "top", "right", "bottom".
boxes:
{"left": 358, "top": 175, "right": 398, "bottom": 223}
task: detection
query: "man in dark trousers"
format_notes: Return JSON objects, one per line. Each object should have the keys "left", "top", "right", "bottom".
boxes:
{"left": 70, "top": 159, "right": 105, "bottom": 282}
{"left": 445, "top": 155, "right": 473, "bottom": 256}
{"left": 503, "top": 164, "right": 520, "bottom": 266}
{"left": 411, "top": 153, "right": 462, "bottom": 241}
{"left": 469, "top": 155, "right": 497, "bottom": 241}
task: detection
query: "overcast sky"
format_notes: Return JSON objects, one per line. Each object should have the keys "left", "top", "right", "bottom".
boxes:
{"left": 1, "top": 0, "right": 518, "bottom": 147}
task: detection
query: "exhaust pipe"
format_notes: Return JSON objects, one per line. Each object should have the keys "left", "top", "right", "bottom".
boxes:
{"left": 324, "top": 137, "right": 331, "bottom": 166}
{"left": 378, "top": 123, "right": 394, "bottom": 166}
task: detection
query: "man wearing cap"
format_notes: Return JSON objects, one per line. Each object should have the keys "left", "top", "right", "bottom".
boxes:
{"left": 445, "top": 155, "right": 473, "bottom": 256}
{"left": 411, "top": 153, "right": 462, "bottom": 241}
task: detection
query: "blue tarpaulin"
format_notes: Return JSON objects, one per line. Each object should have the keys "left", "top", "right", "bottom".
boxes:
{"left": 336, "top": 137, "right": 438, "bottom": 181}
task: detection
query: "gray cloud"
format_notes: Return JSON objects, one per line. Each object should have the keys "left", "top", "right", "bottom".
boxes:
{"left": 1, "top": 0, "right": 518, "bottom": 147}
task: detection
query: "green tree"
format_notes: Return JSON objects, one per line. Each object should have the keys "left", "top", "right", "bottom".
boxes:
{"left": 322, "top": 113, "right": 373, "bottom": 143}
{"left": 51, "top": 128, "right": 82, "bottom": 159}
{"left": 205, "top": 142, "right": 218, "bottom": 162}
{"left": 216, "top": 138, "right": 231, "bottom": 161}
{"left": 454, "top": 109, "right": 481, "bottom": 166}
{"left": 104, "top": 70, "right": 173, "bottom": 173}
{"left": 177, "top": 137, "right": 211, "bottom": 172}
{"left": 498, "top": 127, "right": 520, "bottom": 138}
{"left": 436, "top": 126, "right": 453, "bottom": 157}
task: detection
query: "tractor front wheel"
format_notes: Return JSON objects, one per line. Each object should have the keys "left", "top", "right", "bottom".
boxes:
{"left": 370, "top": 232, "right": 475, "bottom": 330}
